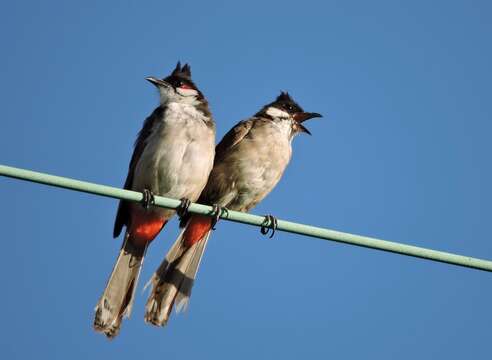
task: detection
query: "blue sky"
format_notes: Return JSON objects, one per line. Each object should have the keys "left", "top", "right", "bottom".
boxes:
{"left": 1, "top": 1, "right": 491, "bottom": 359}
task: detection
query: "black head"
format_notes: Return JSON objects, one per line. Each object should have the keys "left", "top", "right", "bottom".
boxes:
{"left": 256, "top": 91, "right": 322, "bottom": 135}
{"left": 145, "top": 61, "right": 204, "bottom": 100}
{"left": 271, "top": 91, "right": 304, "bottom": 114}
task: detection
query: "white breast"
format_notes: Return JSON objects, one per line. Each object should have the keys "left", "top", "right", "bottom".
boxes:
{"left": 132, "top": 103, "right": 215, "bottom": 208}
{"left": 213, "top": 118, "right": 292, "bottom": 211}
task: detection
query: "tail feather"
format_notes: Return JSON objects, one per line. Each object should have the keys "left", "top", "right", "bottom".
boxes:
{"left": 94, "top": 233, "right": 146, "bottom": 338}
{"left": 145, "top": 217, "right": 211, "bottom": 326}
{"left": 175, "top": 233, "right": 211, "bottom": 312}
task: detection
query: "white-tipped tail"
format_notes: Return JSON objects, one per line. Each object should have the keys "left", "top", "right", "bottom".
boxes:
{"left": 94, "top": 233, "right": 146, "bottom": 338}
{"left": 145, "top": 227, "right": 211, "bottom": 326}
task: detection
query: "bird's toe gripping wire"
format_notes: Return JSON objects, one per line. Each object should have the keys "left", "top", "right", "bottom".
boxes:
{"left": 141, "top": 189, "right": 155, "bottom": 209}
{"left": 261, "top": 214, "right": 278, "bottom": 238}
{"left": 176, "top": 198, "right": 192, "bottom": 219}
{"left": 210, "top": 204, "right": 227, "bottom": 230}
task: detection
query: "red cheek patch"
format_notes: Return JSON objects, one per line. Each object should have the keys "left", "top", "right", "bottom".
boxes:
{"left": 180, "top": 84, "right": 193, "bottom": 90}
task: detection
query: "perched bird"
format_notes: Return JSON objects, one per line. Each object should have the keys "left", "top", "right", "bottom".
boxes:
{"left": 94, "top": 62, "right": 216, "bottom": 338}
{"left": 144, "top": 91, "right": 322, "bottom": 326}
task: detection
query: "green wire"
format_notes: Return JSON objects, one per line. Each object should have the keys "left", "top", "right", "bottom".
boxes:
{"left": 1, "top": 164, "right": 491, "bottom": 273}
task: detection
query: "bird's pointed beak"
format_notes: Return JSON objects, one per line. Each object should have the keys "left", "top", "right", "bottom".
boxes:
{"left": 293, "top": 112, "right": 323, "bottom": 123}
{"left": 296, "top": 123, "right": 312, "bottom": 135}
{"left": 293, "top": 112, "right": 322, "bottom": 135}
{"left": 145, "top": 77, "right": 170, "bottom": 88}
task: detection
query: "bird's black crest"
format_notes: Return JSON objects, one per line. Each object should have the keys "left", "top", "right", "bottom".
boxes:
{"left": 255, "top": 91, "right": 304, "bottom": 118}
{"left": 171, "top": 61, "right": 192, "bottom": 80}
{"left": 272, "top": 91, "right": 303, "bottom": 113}
{"left": 276, "top": 91, "right": 293, "bottom": 103}
{"left": 181, "top": 64, "right": 191, "bottom": 77}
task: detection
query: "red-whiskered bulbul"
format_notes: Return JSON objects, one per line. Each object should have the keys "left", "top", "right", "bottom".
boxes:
{"left": 94, "top": 62, "right": 216, "bottom": 338}
{"left": 144, "top": 92, "right": 322, "bottom": 326}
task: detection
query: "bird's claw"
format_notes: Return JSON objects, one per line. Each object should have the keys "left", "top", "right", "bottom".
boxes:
{"left": 210, "top": 204, "right": 227, "bottom": 230}
{"left": 261, "top": 214, "right": 278, "bottom": 238}
{"left": 177, "top": 198, "right": 191, "bottom": 219}
{"left": 141, "top": 189, "right": 155, "bottom": 209}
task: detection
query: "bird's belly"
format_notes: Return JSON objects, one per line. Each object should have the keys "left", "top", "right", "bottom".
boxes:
{"left": 155, "top": 139, "right": 214, "bottom": 200}
{"left": 225, "top": 144, "right": 291, "bottom": 211}
{"left": 132, "top": 123, "right": 214, "bottom": 203}
{"left": 230, "top": 168, "right": 284, "bottom": 211}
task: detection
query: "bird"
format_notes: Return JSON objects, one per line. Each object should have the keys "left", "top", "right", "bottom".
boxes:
{"left": 94, "top": 62, "right": 216, "bottom": 338}
{"left": 144, "top": 91, "right": 322, "bottom": 326}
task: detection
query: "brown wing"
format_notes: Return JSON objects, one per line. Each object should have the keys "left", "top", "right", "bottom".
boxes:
{"left": 214, "top": 119, "right": 254, "bottom": 163}
{"left": 113, "top": 106, "right": 165, "bottom": 238}
{"left": 179, "top": 118, "right": 254, "bottom": 228}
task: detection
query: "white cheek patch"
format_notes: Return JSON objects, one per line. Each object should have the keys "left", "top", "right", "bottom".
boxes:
{"left": 158, "top": 86, "right": 176, "bottom": 103}
{"left": 266, "top": 106, "right": 290, "bottom": 119}
{"left": 176, "top": 87, "right": 198, "bottom": 97}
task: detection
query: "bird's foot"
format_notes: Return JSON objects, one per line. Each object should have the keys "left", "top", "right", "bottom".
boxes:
{"left": 141, "top": 189, "right": 155, "bottom": 210}
{"left": 261, "top": 214, "right": 278, "bottom": 238}
{"left": 210, "top": 204, "right": 227, "bottom": 230}
{"left": 177, "top": 198, "right": 191, "bottom": 219}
